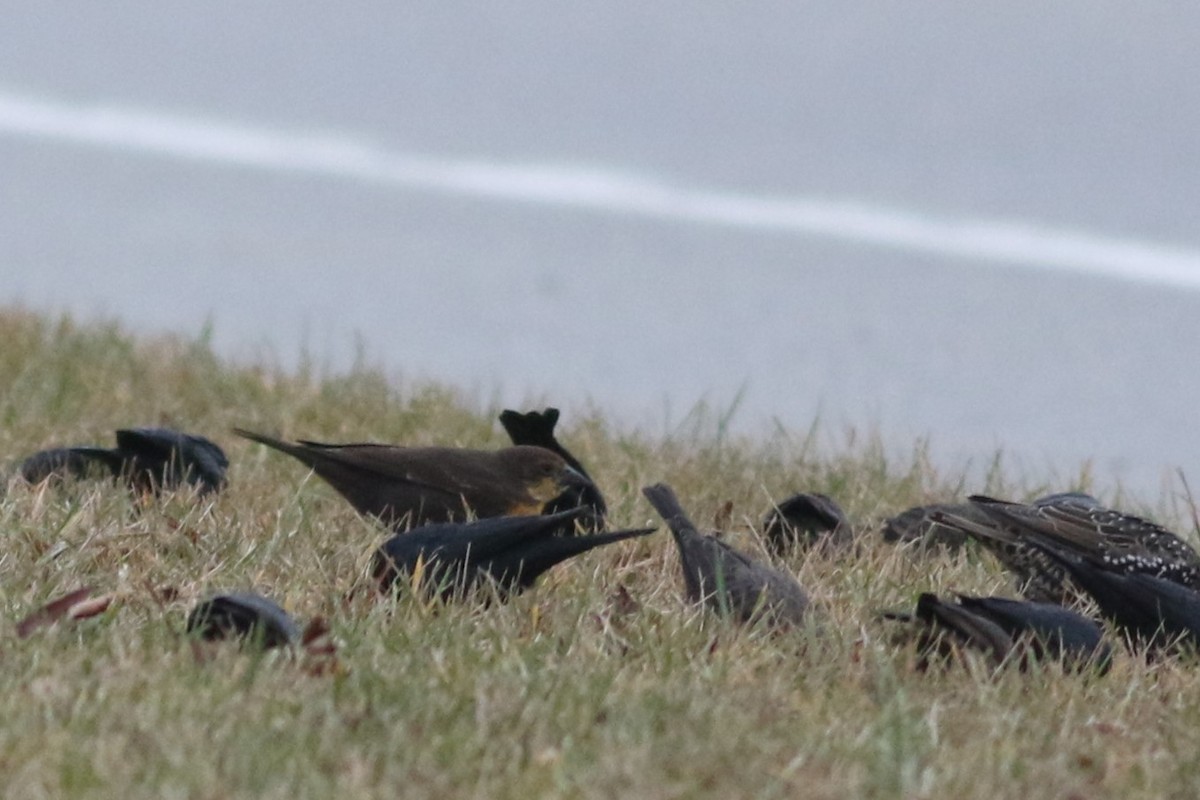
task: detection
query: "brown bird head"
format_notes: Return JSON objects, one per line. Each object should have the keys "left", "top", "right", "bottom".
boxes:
{"left": 499, "top": 446, "right": 591, "bottom": 504}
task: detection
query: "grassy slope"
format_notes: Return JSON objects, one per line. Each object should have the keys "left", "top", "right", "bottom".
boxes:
{"left": 1, "top": 307, "right": 1198, "bottom": 799}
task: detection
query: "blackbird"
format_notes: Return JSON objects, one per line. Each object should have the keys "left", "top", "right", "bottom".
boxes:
{"left": 19, "top": 427, "right": 227, "bottom": 495}
{"left": 186, "top": 591, "right": 299, "bottom": 649}
{"left": 499, "top": 407, "right": 607, "bottom": 530}
{"left": 761, "top": 492, "right": 850, "bottom": 555}
{"left": 886, "top": 593, "right": 1111, "bottom": 672}
{"left": 372, "top": 508, "right": 655, "bottom": 600}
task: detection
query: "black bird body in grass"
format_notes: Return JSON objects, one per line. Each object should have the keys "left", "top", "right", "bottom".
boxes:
{"left": 372, "top": 508, "right": 656, "bottom": 600}
{"left": 114, "top": 428, "right": 229, "bottom": 494}
{"left": 19, "top": 427, "right": 228, "bottom": 495}
{"left": 762, "top": 492, "right": 850, "bottom": 555}
{"left": 642, "top": 483, "right": 810, "bottom": 627}
{"left": 934, "top": 494, "right": 1200, "bottom": 603}
{"left": 186, "top": 591, "right": 300, "bottom": 649}
{"left": 1030, "top": 539, "right": 1200, "bottom": 653}
{"left": 234, "top": 428, "right": 591, "bottom": 530}
{"left": 499, "top": 407, "right": 607, "bottom": 531}
{"left": 19, "top": 446, "right": 126, "bottom": 484}
{"left": 887, "top": 593, "right": 1111, "bottom": 672}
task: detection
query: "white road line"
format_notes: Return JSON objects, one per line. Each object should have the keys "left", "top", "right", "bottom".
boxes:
{"left": 2, "top": 89, "right": 1200, "bottom": 287}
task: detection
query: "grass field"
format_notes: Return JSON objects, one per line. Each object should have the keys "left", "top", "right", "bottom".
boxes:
{"left": 2, "top": 307, "right": 1199, "bottom": 800}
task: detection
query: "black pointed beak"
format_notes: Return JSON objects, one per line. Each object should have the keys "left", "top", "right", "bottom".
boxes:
{"left": 559, "top": 465, "right": 593, "bottom": 489}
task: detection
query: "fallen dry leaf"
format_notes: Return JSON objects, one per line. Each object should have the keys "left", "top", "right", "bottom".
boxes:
{"left": 301, "top": 617, "right": 336, "bottom": 653}
{"left": 609, "top": 584, "right": 641, "bottom": 616}
{"left": 17, "top": 587, "right": 95, "bottom": 638}
{"left": 67, "top": 595, "right": 114, "bottom": 621}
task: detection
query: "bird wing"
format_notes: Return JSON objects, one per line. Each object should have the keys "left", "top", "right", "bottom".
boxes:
{"left": 1039, "top": 504, "right": 1200, "bottom": 563}
{"left": 930, "top": 504, "right": 1021, "bottom": 546}
{"left": 979, "top": 498, "right": 1200, "bottom": 567}
{"left": 237, "top": 429, "right": 505, "bottom": 522}
{"left": 917, "top": 594, "right": 1013, "bottom": 663}
{"left": 296, "top": 444, "right": 499, "bottom": 495}
{"left": 479, "top": 526, "right": 655, "bottom": 594}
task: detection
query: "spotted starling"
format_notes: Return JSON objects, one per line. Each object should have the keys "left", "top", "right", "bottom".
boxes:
{"left": 933, "top": 494, "right": 1200, "bottom": 603}
{"left": 881, "top": 491, "right": 1101, "bottom": 552}
{"left": 1030, "top": 538, "right": 1200, "bottom": 654}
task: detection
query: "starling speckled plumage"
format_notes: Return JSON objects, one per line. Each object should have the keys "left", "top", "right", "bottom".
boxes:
{"left": 881, "top": 491, "right": 1101, "bottom": 552}
{"left": 933, "top": 494, "right": 1199, "bottom": 603}
{"left": 1030, "top": 538, "right": 1200, "bottom": 654}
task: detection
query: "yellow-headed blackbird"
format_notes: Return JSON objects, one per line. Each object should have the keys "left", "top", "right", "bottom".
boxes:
{"left": 499, "top": 407, "right": 607, "bottom": 530}
{"left": 234, "top": 428, "right": 591, "bottom": 529}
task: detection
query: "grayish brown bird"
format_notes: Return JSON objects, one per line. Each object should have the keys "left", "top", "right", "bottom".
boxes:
{"left": 235, "top": 428, "right": 591, "bottom": 529}
{"left": 880, "top": 503, "right": 973, "bottom": 550}
{"left": 642, "top": 482, "right": 810, "bottom": 627}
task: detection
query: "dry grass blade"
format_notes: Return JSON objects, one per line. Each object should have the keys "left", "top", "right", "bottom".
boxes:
{"left": 1177, "top": 467, "right": 1200, "bottom": 536}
